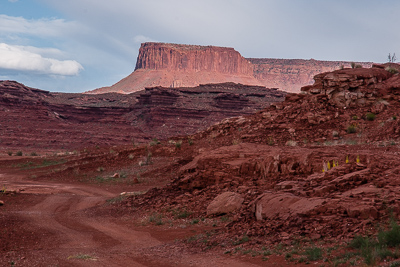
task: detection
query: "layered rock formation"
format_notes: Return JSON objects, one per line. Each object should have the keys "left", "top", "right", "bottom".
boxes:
{"left": 92, "top": 43, "right": 262, "bottom": 94}
{"left": 250, "top": 58, "right": 372, "bottom": 93}
{"left": 89, "top": 42, "right": 373, "bottom": 94}
{"left": 0, "top": 81, "right": 284, "bottom": 149}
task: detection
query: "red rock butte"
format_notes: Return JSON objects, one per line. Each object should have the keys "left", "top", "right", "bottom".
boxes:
{"left": 89, "top": 42, "right": 373, "bottom": 94}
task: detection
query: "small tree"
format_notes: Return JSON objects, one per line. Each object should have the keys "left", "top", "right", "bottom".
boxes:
{"left": 388, "top": 53, "right": 397, "bottom": 63}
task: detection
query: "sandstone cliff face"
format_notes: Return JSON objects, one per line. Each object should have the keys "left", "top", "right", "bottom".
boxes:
{"left": 135, "top": 43, "right": 254, "bottom": 75}
{"left": 89, "top": 42, "right": 375, "bottom": 94}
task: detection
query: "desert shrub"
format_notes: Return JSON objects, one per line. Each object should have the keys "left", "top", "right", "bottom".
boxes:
{"left": 366, "top": 112, "right": 376, "bottom": 121}
{"left": 175, "top": 140, "right": 182, "bottom": 149}
{"left": 267, "top": 136, "right": 275, "bottom": 146}
{"left": 304, "top": 247, "right": 323, "bottom": 261}
{"left": 351, "top": 62, "right": 362, "bottom": 69}
{"left": 393, "top": 115, "right": 398, "bottom": 120}
{"left": 30, "top": 152, "right": 38, "bottom": 156}
{"left": 149, "top": 138, "right": 160, "bottom": 146}
{"left": 350, "top": 235, "right": 374, "bottom": 249}
{"left": 188, "top": 138, "right": 194, "bottom": 146}
{"left": 378, "top": 220, "right": 400, "bottom": 247}
{"left": 191, "top": 218, "right": 200, "bottom": 225}
{"left": 7, "top": 151, "right": 12, "bottom": 156}
{"left": 234, "top": 235, "right": 250, "bottom": 245}
{"left": 347, "top": 125, "right": 357, "bottom": 133}
{"left": 149, "top": 213, "right": 164, "bottom": 225}
{"left": 352, "top": 115, "right": 359, "bottom": 120}
{"left": 349, "top": 221, "right": 400, "bottom": 265}
{"left": 15, "top": 151, "right": 23, "bottom": 156}
{"left": 173, "top": 208, "right": 192, "bottom": 219}
{"left": 139, "top": 151, "right": 152, "bottom": 166}
{"left": 386, "top": 66, "right": 399, "bottom": 74}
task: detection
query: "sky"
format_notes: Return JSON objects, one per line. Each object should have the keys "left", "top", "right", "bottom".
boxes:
{"left": 0, "top": 0, "right": 399, "bottom": 93}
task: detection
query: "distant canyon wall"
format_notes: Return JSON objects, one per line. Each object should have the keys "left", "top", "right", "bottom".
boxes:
{"left": 89, "top": 43, "right": 373, "bottom": 94}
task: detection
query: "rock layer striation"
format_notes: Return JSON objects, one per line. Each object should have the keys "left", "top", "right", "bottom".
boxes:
{"left": 90, "top": 42, "right": 373, "bottom": 94}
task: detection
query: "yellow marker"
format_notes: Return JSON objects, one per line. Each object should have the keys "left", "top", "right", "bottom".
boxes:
{"left": 356, "top": 155, "right": 360, "bottom": 163}
{"left": 327, "top": 161, "right": 331, "bottom": 170}
{"left": 346, "top": 155, "right": 349, "bottom": 164}
{"left": 322, "top": 162, "right": 328, "bottom": 173}
{"left": 333, "top": 161, "right": 336, "bottom": 168}
{"left": 336, "top": 161, "right": 339, "bottom": 167}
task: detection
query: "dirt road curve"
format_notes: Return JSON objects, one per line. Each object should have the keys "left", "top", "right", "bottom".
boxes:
{"left": 0, "top": 173, "right": 262, "bottom": 267}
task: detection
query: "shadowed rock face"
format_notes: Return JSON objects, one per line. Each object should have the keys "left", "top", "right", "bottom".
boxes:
{"left": 89, "top": 42, "right": 373, "bottom": 94}
{"left": 0, "top": 80, "right": 285, "bottom": 149}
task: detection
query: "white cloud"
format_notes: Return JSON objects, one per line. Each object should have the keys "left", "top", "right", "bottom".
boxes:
{"left": 0, "top": 14, "right": 80, "bottom": 38}
{"left": 133, "top": 35, "right": 157, "bottom": 44}
{"left": 0, "top": 43, "right": 83, "bottom": 75}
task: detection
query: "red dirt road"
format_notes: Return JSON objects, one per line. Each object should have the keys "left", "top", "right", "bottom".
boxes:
{"left": 0, "top": 171, "right": 264, "bottom": 267}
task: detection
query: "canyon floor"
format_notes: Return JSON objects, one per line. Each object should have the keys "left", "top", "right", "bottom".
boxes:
{"left": 2, "top": 64, "right": 400, "bottom": 266}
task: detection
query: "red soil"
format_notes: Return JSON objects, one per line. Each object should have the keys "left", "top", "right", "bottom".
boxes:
{"left": 2, "top": 64, "right": 400, "bottom": 266}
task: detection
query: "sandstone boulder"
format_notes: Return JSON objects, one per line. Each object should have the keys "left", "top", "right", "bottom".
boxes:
{"left": 345, "top": 204, "right": 379, "bottom": 219}
{"left": 207, "top": 192, "right": 244, "bottom": 216}
{"left": 255, "top": 192, "right": 325, "bottom": 221}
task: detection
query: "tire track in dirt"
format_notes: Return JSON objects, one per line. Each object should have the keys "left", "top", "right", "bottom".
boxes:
{"left": 2, "top": 172, "right": 263, "bottom": 266}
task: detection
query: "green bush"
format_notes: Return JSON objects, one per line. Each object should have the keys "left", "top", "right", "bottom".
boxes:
{"left": 304, "top": 247, "right": 323, "bottom": 261}
{"left": 175, "top": 140, "right": 182, "bottom": 149}
{"left": 379, "top": 220, "right": 400, "bottom": 247}
{"left": 15, "top": 151, "right": 23, "bottom": 156}
{"left": 349, "top": 220, "right": 400, "bottom": 265}
{"left": 347, "top": 125, "right": 357, "bottom": 133}
{"left": 366, "top": 113, "right": 376, "bottom": 121}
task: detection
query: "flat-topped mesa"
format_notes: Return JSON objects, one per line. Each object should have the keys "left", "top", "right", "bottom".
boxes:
{"left": 89, "top": 43, "right": 263, "bottom": 94}
{"left": 134, "top": 42, "right": 254, "bottom": 76}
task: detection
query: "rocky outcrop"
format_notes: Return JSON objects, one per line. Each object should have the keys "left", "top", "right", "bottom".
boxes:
{"left": 89, "top": 42, "right": 373, "bottom": 94}
{"left": 301, "top": 65, "right": 395, "bottom": 108}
